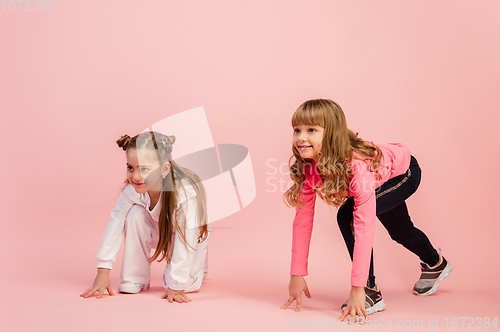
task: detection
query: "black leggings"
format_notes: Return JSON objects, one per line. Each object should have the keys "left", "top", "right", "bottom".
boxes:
{"left": 337, "top": 156, "right": 439, "bottom": 288}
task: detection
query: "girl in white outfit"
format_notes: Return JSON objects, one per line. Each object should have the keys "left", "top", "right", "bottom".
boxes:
{"left": 81, "top": 131, "right": 209, "bottom": 303}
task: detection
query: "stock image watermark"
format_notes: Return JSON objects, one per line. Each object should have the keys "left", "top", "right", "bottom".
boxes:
{"left": 290, "top": 316, "right": 499, "bottom": 329}
{"left": 2, "top": 0, "right": 54, "bottom": 11}
{"left": 265, "top": 158, "right": 376, "bottom": 195}
{"left": 265, "top": 159, "right": 294, "bottom": 194}
{"left": 138, "top": 106, "right": 256, "bottom": 224}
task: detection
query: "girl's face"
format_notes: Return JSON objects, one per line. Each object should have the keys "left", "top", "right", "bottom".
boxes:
{"left": 293, "top": 124, "right": 324, "bottom": 163}
{"left": 126, "top": 148, "right": 170, "bottom": 194}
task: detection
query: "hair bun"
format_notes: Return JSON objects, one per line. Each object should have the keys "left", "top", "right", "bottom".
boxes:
{"left": 116, "top": 134, "right": 132, "bottom": 151}
{"left": 160, "top": 135, "right": 175, "bottom": 154}
{"left": 166, "top": 135, "right": 176, "bottom": 145}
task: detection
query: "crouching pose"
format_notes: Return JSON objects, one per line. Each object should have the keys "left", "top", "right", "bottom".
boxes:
{"left": 81, "top": 131, "right": 209, "bottom": 303}
{"left": 281, "top": 99, "right": 452, "bottom": 321}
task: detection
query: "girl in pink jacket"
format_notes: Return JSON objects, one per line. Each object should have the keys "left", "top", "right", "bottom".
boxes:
{"left": 281, "top": 99, "right": 452, "bottom": 322}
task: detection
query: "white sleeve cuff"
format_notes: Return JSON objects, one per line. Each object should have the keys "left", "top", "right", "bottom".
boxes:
{"left": 97, "top": 260, "right": 113, "bottom": 270}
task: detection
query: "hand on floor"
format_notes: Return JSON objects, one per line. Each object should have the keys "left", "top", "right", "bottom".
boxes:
{"left": 338, "top": 286, "right": 367, "bottom": 324}
{"left": 281, "top": 275, "right": 311, "bottom": 311}
{"left": 80, "top": 268, "right": 115, "bottom": 299}
{"left": 162, "top": 288, "right": 191, "bottom": 303}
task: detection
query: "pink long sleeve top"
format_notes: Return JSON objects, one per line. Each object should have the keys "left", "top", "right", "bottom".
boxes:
{"left": 290, "top": 143, "right": 411, "bottom": 287}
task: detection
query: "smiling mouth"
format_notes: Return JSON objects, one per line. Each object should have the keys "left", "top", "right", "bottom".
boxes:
{"left": 298, "top": 145, "right": 312, "bottom": 150}
{"left": 134, "top": 182, "right": 144, "bottom": 186}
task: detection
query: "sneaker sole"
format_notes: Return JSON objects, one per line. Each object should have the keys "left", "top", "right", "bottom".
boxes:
{"left": 366, "top": 299, "right": 386, "bottom": 315}
{"left": 413, "top": 262, "right": 453, "bottom": 296}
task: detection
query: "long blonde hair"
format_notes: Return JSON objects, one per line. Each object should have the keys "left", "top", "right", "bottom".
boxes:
{"left": 284, "top": 99, "right": 384, "bottom": 208}
{"left": 117, "top": 131, "right": 209, "bottom": 263}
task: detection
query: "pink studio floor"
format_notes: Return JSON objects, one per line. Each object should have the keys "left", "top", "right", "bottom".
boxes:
{"left": 3, "top": 210, "right": 497, "bottom": 332}
{"left": 6, "top": 279, "right": 497, "bottom": 332}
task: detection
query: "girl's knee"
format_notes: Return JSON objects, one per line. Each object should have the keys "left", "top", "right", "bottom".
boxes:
{"left": 387, "top": 229, "right": 415, "bottom": 246}
{"left": 184, "top": 275, "right": 203, "bottom": 293}
{"left": 127, "top": 203, "right": 146, "bottom": 218}
{"left": 125, "top": 205, "right": 151, "bottom": 230}
{"left": 337, "top": 197, "right": 354, "bottom": 228}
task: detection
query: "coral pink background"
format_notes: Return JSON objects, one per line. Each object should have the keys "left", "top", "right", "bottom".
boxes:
{"left": 1, "top": 1, "right": 499, "bottom": 331}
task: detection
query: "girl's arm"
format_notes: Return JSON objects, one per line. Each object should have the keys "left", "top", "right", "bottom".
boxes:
{"left": 162, "top": 190, "right": 203, "bottom": 302}
{"left": 290, "top": 167, "right": 320, "bottom": 276}
{"left": 348, "top": 163, "right": 377, "bottom": 288}
{"left": 338, "top": 162, "right": 376, "bottom": 322}
{"left": 81, "top": 185, "right": 138, "bottom": 298}
{"left": 96, "top": 185, "right": 138, "bottom": 269}
{"left": 283, "top": 165, "right": 320, "bottom": 311}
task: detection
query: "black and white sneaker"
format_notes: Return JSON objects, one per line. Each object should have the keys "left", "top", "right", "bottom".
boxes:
{"left": 341, "top": 285, "right": 386, "bottom": 315}
{"left": 413, "top": 254, "right": 453, "bottom": 296}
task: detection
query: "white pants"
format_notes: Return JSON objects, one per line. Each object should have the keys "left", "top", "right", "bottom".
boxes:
{"left": 120, "top": 204, "right": 208, "bottom": 293}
